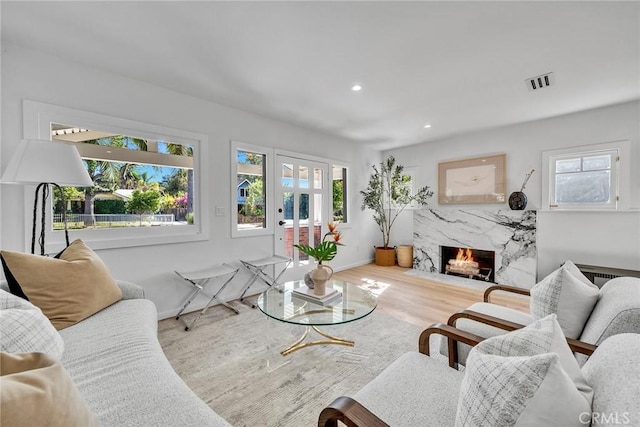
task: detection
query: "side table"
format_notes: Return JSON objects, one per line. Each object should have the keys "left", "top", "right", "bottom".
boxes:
{"left": 174, "top": 263, "right": 239, "bottom": 331}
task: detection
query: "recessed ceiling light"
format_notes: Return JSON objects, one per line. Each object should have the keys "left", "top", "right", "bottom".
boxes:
{"left": 424, "top": 124, "right": 432, "bottom": 129}
{"left": 351, "top": 84, "right": 362, "bottom": 91}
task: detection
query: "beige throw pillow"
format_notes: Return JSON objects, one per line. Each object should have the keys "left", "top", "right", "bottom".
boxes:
{"left": 0, "top": 352, "right": 100, "bottom": 427}
{"left": 0, "top": 239, "right": 122, "bottom": 330}
{"left": 530, "top": 261, "right": 600, "bottom": 339}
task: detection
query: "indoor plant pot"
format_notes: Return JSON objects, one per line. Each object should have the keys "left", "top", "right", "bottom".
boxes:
{"left": 375, "top": 247, "right": 396, "bottom": 266}
{"left": 396, "top": 244, "right": 414, "bottom": 268}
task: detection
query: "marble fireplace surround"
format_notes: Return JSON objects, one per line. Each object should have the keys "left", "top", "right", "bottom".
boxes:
{"left": 413, "top": 209, "right": 537, "bottom": 288}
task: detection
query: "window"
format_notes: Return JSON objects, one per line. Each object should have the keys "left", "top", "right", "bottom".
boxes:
{"left": 231, "top": 141, "right": 273, "bottom": 237}
{"left": 51, "top": 124, "right": 195, "bottom": 230}
{"left": 23, "top": 100, "right": 209, "bottom": 251}
{"left": 395, "top": 166, "right": 419, "bottom": 208}
{"left": 542, "top": 141, "right": 630, "bottom": 211}
{"left": 332, "top": 165, "right": 348, "bottom": 223}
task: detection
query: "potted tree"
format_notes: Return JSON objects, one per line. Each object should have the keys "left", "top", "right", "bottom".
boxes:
{"left": 361, "top": 156, "right": 434, "bottom": 266}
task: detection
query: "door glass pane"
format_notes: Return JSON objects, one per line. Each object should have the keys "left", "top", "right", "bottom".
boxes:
{"left": 282, "top": 163, "right": 293, "bottom": 187}
{"left": 299, "top": 166, "right": 309, "bottom": 188}
{"left": 299, "top": 193, "right": 309, "bottom": 220}
{"left": 314, "top": 194, "right": 323, "bottom": 225}
{"left": 313, "top": 194, "right": 322, "bottom": 253}
{"left": 314, "top": 168, "right": 323, "bottom": 189}
{"left": 283, "top": 192, "right": 294, "bottom": 261}
{"left": 299, "top": 193, "right": 310, "bottom": 262}
{"left": 283, "top": 192, "right": 293, "bottom": 221}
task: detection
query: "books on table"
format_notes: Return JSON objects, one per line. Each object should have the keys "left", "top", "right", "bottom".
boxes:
{"left": 292, "top": 285, "right": 342, "bottom": 305}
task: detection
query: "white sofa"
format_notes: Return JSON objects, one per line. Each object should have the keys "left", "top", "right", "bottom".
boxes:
{"left": 2, "top": 280, "right": 230, "bottom": 427}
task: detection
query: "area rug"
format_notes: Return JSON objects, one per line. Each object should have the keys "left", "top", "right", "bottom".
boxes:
{"left": 158, "top": 303, "right": 438, "bottom": 427}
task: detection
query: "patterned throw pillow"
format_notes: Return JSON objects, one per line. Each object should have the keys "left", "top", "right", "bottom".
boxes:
{"left": 455, "top": 315, "right": 594, "bottom": 427}
{"left": 0, "top": 289, "right": 64, "bottom": 359}
{"left": 474, "top": 314, "right": 593, "bottom": 404}
{"left": 530, "top": 261, "right": 600, "bottom": 339}
{"left": 456, "top": 352, "right": 591, "bottom": 427}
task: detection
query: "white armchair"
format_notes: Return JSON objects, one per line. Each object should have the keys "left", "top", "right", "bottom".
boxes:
{"left": 319, "top": 326, "right": 640, "bottom": 427}
{"left": 443, "top": 275, "right": 640, "bottom": 367}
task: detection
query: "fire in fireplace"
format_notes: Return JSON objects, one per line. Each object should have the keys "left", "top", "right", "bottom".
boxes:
{"left": 440, "top": 245, "right": 495, "bottom": 282}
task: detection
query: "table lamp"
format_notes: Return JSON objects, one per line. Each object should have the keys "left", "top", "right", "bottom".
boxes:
{"left": 1, "top": 139, "right": 94, "bottom": 255}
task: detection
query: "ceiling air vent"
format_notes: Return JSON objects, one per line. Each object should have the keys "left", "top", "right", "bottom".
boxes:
{"left": 526, "top": 72, "right": 554, "bottom": 91}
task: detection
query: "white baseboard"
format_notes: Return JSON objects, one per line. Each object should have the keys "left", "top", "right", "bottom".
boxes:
{"left": 333, "top": 258, "right": 375, "bottom": 272}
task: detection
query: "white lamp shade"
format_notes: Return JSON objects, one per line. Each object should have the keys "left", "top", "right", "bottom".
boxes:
{"left": 1, "top": 139, "right": 93, "bottom": 187}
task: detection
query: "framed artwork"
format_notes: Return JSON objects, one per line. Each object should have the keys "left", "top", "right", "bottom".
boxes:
{"left": 438, "top": 154, "right": 506, "bottom": 204}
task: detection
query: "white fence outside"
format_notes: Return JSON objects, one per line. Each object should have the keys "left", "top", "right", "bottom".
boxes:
{"left": 53, "top": 213, "right": 177, "bottom": 229}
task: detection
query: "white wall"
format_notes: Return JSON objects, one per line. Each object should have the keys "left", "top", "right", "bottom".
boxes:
{"left": 0, "top": 43, "right": 380, "bottom": 318}
{"left": 385, "top": 101, "right": 640, "bottom": 279}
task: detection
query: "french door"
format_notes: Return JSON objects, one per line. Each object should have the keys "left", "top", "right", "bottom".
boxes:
{"left": 274, "top": 155, "right": 330, "bottom": 281}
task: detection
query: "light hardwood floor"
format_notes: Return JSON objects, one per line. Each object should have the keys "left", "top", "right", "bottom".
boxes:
{"left": 333, "top": 263, "right": 529, "bottom": 328}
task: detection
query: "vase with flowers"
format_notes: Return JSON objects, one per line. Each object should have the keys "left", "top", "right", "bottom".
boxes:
{"left": 294, "top": 221, "right": 343, "bottom": 296}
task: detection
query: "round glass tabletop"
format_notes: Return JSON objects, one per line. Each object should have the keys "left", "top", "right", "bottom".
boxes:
{"left": 257, "top": 279, "right": 377, "bottom": 326}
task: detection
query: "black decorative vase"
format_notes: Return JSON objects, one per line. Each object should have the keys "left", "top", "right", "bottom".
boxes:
{"left": 508, "top": 191, "right": 527, "bottom": 210}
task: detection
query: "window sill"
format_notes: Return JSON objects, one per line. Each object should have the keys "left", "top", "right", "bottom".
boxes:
{"left": 540, "top": 208, "right": 639, "bottom": 213}
{"left": 43, "top": 226, "right": 208, "bottom": 253}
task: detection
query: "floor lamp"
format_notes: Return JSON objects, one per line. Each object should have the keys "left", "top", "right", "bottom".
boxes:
{"left": 1, "top": 139, "right": 93, "bottom": 255}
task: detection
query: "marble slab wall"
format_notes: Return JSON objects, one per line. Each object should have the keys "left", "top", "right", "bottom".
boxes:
{"left": 413, "top": 209, "right": 537, "bottom": 288}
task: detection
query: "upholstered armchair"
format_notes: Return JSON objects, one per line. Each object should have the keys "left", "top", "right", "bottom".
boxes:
{"left": 442, "top": 273, "right": 640, "bottom": 367}
{"left": 318, "top": 319, "right": 640, "bottom": 427}
{"left": 318, "top": 323, "right": 483, "bottom": 427}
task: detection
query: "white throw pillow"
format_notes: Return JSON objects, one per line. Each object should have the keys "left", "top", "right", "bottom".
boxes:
{"left": 473, "top": 314, "right": 593, "bottom": 405}
{"left": 530, "top": 261, "right": 600, "bottom": 339}
{"left": 0, "top": 289, "right": 64, "bottom": 359}
{"left": 455, "top": 314, "right": 593, "bottom": 427}
{"left": 456, "top": 352, "right": 591, "bottom": 427}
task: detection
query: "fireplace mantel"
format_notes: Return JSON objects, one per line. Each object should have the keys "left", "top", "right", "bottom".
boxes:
{"left": 413, "top": 209, "right": 537, "bottom": 288}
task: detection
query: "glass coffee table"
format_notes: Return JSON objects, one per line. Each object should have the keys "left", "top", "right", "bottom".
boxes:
{"left": 257, "top": 279, "right": 377, "bottom": 356}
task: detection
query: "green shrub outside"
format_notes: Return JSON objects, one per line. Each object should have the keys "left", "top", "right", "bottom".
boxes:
{"left": 94, "top": 199, "right": 127, "bottom": 214}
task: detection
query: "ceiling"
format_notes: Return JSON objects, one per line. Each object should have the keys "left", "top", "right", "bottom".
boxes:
{"left": 2, "top": 1, "right": 639, "bottom": 150}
